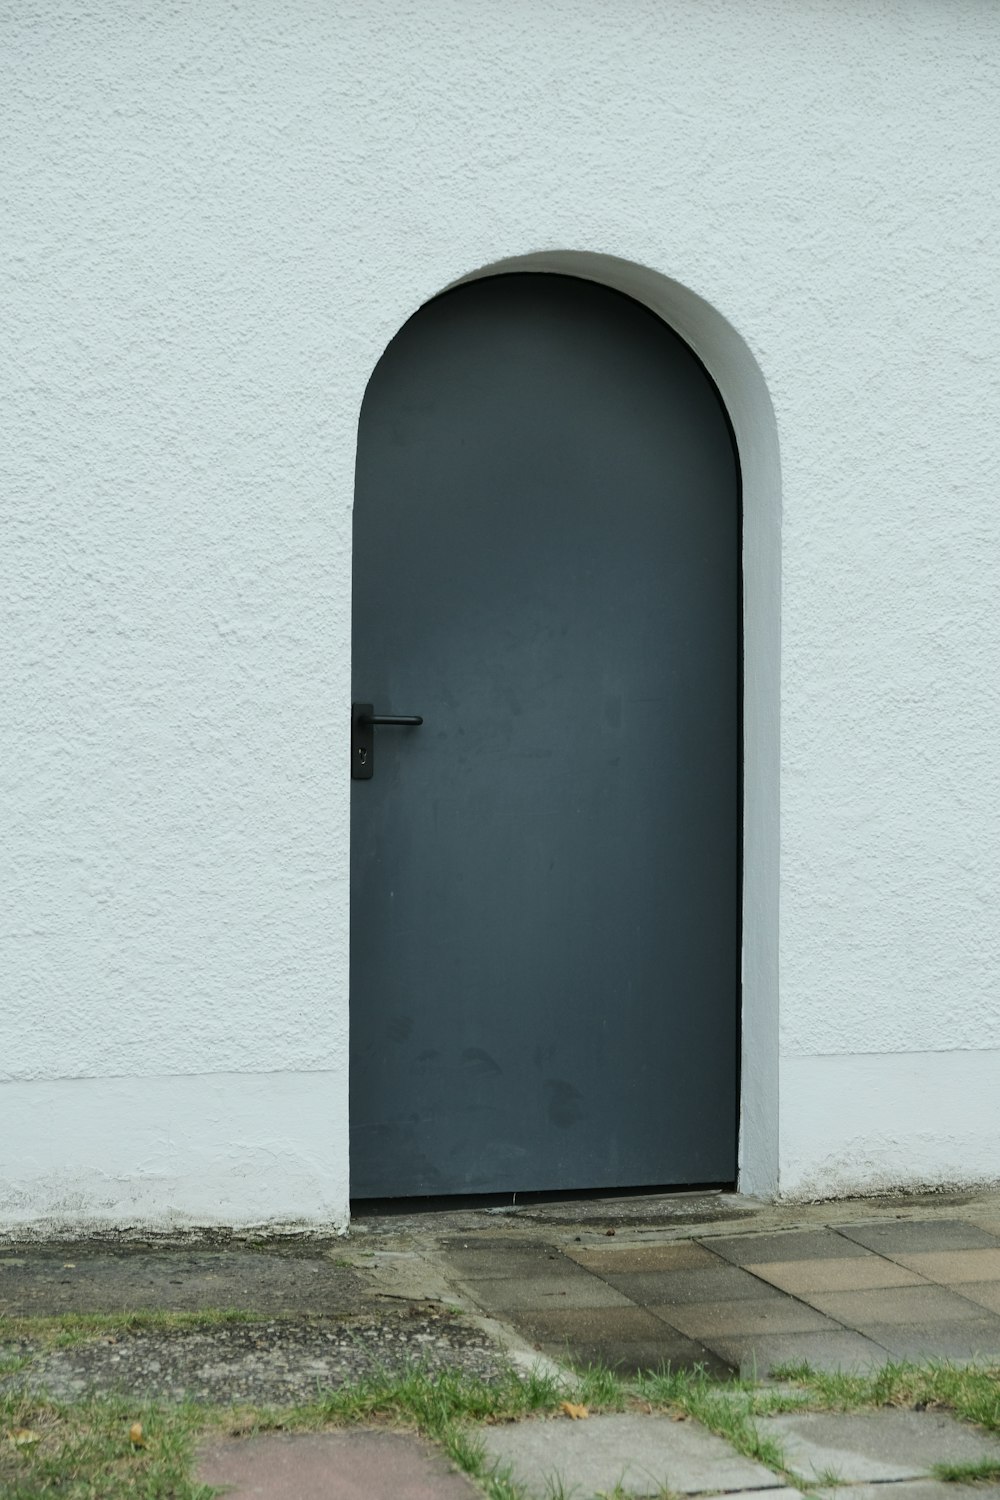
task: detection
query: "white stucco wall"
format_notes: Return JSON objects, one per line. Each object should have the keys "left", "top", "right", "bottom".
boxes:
{"left": 3, "top": 0, "right": 998, "bottom": 1227}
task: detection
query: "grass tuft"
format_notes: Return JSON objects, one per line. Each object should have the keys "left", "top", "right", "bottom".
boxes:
{"left": 573, "top": 1364, "right": 629, "bottom": 1411}
{"left": 933, "top": 1458, "right": 1000, "bottom": 1484}
{"left": 769, "top": 1360, "right": 1000, "bottom": 1434}
{"left": 275, "top": 1362, "right": 565, "bottom": 1435}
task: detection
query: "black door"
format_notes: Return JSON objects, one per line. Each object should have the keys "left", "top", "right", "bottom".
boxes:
{"left": 351, "top": 274, "right": 739, "bottom": 1198}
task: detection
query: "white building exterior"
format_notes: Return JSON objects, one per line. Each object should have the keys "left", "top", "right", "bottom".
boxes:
{"left": 3, "top": 0, "right": 999, "bottom": 1231}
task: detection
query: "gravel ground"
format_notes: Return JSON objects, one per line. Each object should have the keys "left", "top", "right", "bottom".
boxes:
{"left": 2, "top": 1310, "right": 512, "bottom": 1405}
{"left": 0, "top": 1246, "right": 364, "bottom": 1317}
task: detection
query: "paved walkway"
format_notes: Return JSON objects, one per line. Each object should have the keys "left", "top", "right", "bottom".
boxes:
{"left": 440, "top": 1210, "right": 1000, "bottom": 1376}
{"left": 194, "top": 1406, "right": 1000, "bottom": 1499}
{"left": 5, "top": 1190, "right": 1000, "bottom": 1495}
{"left": 476, "top": 1406, "right": 1000, "bottom": 1499}
{"left": 198, "top": 1430, "right": 482, "bottom": 1498}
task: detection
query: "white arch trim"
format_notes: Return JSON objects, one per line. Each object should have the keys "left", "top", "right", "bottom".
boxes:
{"left": 451, "top": 252, "right": 782, "bottom": 1196}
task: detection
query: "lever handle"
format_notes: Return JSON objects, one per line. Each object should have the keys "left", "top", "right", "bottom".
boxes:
{"left": 351, "top": 702, "right": 422, "bottom": 780}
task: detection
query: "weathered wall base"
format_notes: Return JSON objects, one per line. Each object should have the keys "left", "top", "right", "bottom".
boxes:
{"left": 0, "top": 1072, "right": 348, "bottom": 1232}
{"left": 780, "top": 1051, "right": 1000, "bottom": 1201}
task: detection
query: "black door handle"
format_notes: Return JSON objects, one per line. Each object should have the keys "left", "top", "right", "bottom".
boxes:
{"left": 351, "top": 702, "right": 422, "bottom": 780}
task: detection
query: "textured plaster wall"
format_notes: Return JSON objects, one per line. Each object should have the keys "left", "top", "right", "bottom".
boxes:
{"left": 2, "top": 0, "right": 999, "bottom": 1224}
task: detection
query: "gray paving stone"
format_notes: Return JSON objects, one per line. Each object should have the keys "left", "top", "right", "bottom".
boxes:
{"left": 702, "top": 1328, "right": 889, "bottom": 1377}
{"left": 441, "top": 1241, "right": 574, "bottom": 1280}
{"left": 836, "top": 1220, "right": 1000, "bottom": 1255}
{"left": 745, "top": 1255, "right": 926, "bottom": 1294}
{"left": 862, "top": 1317, "right": 1000, "bottom": 1362}
{"left": 511, "top": 1305, "right": 734, "bottom": 1377}
{"left": 814, "top": 1485, "right": 1000, "bottom": 1500}
{"left": 599, "top": 1264, "right": 793, "bottom": 1304}
{"left": 466, "top": 1273, "right": 631, "bottom": 1311}
{"left": 567, "top": 1241, "right": 719, "bottom": 1274}
{"left": 724, "top": 1493, "right": 800, "bottom": 1500}
{"left": 703, "top": 1230, "right": 873, "bottom": 1266}
{"left": 478, "top": 1412, "right": 780, "bottom": 1497}
{"left": 659, "top": 1297, "right": 836, "bottom": 1338}
{"left": 888, "top": 1249, "right": 1000, "bottom": 1282}
{"left": 955, "top": 1281, "right": 1000, "bottom": 1315}
{"left": 197, "top": 1431, "right": 480, "bottom": 1499}
{"left": 803, "top": 1284, "right": 990, "bottom": 1327}
{"left": 757, "top": 1409, "right": 1000, "bottom": 1483}
{"left": 514, "top": 1304, "right": 683, "bottom": 1344}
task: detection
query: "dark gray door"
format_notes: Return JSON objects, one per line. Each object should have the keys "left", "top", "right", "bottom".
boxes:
{"left": 350, "top": 274, "right": 739, "bottom": 1198}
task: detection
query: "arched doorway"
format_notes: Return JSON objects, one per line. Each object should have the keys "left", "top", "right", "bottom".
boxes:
{"left": 350, "top": 272, "right": 740, "bottom": 1198}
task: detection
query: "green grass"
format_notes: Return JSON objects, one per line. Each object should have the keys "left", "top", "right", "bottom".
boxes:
{"left": 933, "top": 1458, "right": 1000, "bottom": 1484}
{"left": 0, "top": 1363, "right": 571, "bottom": 1499}
{"left": 276, "top": 1361, "right": 566, "bottom": 1429}
{"left": 769, "top": 1360, "right": 1000, "bottom": 1434}
{"left": 3, "top": 1331, "right": 1000, "bottom": 1499}
{"left": 0, "top": 1389, "right": 215, "bottom": 1499}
